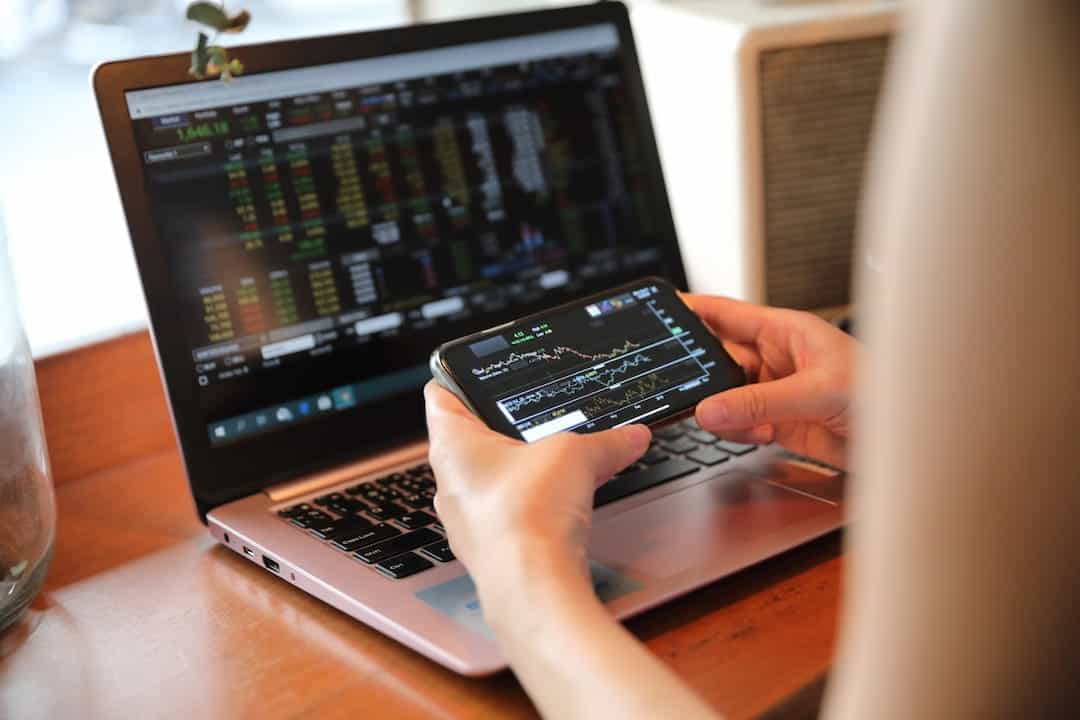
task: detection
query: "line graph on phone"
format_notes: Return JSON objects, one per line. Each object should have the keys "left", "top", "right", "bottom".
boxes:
{"left": 470, "top": 338, "right": 644, "bottom": 380}
{"left": 470, "top": 292, "right": 714, "bottom": 440}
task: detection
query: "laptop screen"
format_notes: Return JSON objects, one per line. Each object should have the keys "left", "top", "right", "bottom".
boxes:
{"left": 122, "top": 22, "right": 683, "bottom": 450}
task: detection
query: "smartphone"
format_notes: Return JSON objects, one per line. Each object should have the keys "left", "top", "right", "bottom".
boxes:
{"left": 430, "top": 277, "right": 744, "bottom": 442}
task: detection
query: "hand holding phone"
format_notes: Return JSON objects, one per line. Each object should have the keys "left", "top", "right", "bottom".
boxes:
{"left": 430, "top": 278, "right": 744, "bottom": 442}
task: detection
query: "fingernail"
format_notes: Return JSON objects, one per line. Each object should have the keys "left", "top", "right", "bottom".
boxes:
{"left": 697, "top": 399, "right": 727, "bottom": 428}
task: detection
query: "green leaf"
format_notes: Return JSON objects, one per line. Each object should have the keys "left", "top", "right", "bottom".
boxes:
{"left": 222, "top": 10, "right": 251, "bottom": 34}
{"left": 189, "top": 31, "right": 210, "bottom": 78}
{"left": 206, "top": 45, "right": 228, "bottom": 72}
{"left": 186, "top": 2, "right": 229, "bottom": 31}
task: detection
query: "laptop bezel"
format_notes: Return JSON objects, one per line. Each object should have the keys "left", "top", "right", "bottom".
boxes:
{"left": 92, "top": 1, "right": 687, "bottom": 521}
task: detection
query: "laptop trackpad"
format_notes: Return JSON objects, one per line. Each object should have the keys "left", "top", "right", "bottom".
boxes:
{"left": 589, "top": 472, "right": 839, "bottom": 580}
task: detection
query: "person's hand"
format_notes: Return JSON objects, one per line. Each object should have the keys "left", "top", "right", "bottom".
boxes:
{"left": 424, "top": 381, "right": 651, "bottom": 604}
{"left": 684, "top": 294, "right": 855, "bottom": 469}
{"left": 425, "top": 383, "right": 720, "bottom": 720}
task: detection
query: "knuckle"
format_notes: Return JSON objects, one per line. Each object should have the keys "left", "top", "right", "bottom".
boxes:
{"left": 783, "top": 308, "right": 822, "bottom": 329}
{"left": 744, "top": 386, "right": 768, "bottom": 424}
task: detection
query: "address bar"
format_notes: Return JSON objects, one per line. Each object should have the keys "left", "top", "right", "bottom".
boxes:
{"left": 125, "top": 24, "right": 618, "bottom": 119}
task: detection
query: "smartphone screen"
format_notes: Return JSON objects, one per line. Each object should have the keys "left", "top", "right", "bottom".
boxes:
{"left": 434, "top": 279, "right": 744, "bottom": 442}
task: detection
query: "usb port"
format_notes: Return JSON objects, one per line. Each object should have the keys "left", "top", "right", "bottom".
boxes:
{"left": 262, "top": 556, "right": 280, "bottom": 573}
{"left": 242, "top": 546, "right": 254, "bottom": 558}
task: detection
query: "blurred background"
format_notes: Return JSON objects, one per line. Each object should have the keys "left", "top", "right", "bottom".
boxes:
{"left": 0, "top": 0, "right": 582, "bottom": 357}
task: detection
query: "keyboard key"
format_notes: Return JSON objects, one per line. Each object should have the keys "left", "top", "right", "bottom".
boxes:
{"left": 402, "top": 494, "right": 430, "bottom": 509}
{"left": 327, "top": 499, "right": 368, "bottom": 517}
{"left": 313, "top": 492, "right": 345, "bottom": 507}
{"left": 594, "top": 458, "right": 701, "bottom": 507}
{"left": 407, "top": 463, "right": 431, "bottom": 477}
{"left": 307, "top": 515, "right": 349, "bottom": 538}
{"left": 354, "top": 528, "right": 443, "bottom": 565}
{"left": 687, "top": 429, "right": 719, "bottom": 445}
{"left": 310, "top": 515, "right": 373, "bottom": 540}
{"left": 420, "top": 540, "right": 455, "bottom": 563}
{"left": 367, "top": 502, "right": 407, "bottom": 521}
{"left": 396, "top": 478, "right": 424, "bottom": 492}
{"left": 375, "top": 552, "right": 434, "bottom": 579}
{"left": 377, "top": 472, "right": 407, "bottom": 486}
{"left": 333, "top": 523, "right": 401, "bottom": 551}
{"left": 641, "top": 448, "right": 670, "bottom": 466}
{"left": 396, "top": 511, "right": 437, "bottom": 530}
{"left": 680, "top": 417, "right": 701, "bottom": 430}
{"left": 616, "top": 461, "right": 646, "bottom": 476}
{"left": 345, "top": 482, "right": 375, "bottom": 496}
{"left": 288, "top": 509, "right": 333, "bottom": 529}
{"left": 686, "top": 446, "right": 732, "bottom": 467}
{"left": 661, "top": 437, "right": 698, "bottom": 454}
{"left": 277, "top": 503, "right": 311, "bottom": 518}
{"left": 716, "top": 440, "right": 757, "bottom": 456}
{"left": 653, "top": 424, "right": 684, "bottom": 440}
{"left": 360, "top": 489, "right": 400, "bottom": 505}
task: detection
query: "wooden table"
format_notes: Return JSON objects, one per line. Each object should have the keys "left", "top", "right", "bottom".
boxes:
{"left": 0, "top": 331, "right": 843, "bottom": 719}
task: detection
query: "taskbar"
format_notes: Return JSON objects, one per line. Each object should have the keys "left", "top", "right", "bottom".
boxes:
{"left": 206, "top": 363, "right": 431, "bottom": 447}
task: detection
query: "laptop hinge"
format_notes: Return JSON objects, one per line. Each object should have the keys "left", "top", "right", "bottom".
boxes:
{"left": 264, "top": 440, "right": 429, "bottom": 504}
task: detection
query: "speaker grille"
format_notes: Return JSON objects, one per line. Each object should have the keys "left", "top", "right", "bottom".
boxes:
{"left": 760, "top": 35, "right": 890, "bottom": 309}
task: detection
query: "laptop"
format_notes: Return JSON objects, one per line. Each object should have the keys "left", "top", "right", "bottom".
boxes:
{"left": 93, "top": 2, "right": 844, "bottom": 675}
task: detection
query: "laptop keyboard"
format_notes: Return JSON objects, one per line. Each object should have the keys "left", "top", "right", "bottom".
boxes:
{"left": 278, "top": 462, "right": 441, "bottom": 580}
{"left": 275, "top": 418, "right": 756, "bottom": 580}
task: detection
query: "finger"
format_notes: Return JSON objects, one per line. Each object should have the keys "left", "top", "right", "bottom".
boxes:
{"left": 696, "top": 372, "right": 827, "bottom": 432}
{"left": 724, "top": 425, "right": 775, "bottom": 445}
{"left": 423, "top": 381, "right": 503, "bottom": 448}
{"left": 424, "top": 381, "right": 494, "bottom": 431}
{"left": 424, "top": 380, "right": 475, "bottom": 420}
{"left": 550, "top": 424, "right": 652, "bottom": 484}
{"left": 721, "top": 340, "right": 761, "bottom": 381}
{"left": 681, "top": 293, "right": 773, "bottom": 344}
{"left": 695, "top": 423, "right": 773, "bottom": 446}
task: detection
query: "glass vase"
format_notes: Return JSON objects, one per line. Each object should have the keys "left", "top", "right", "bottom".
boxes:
{"left": 0, "top": 204, "right": 55, "bottom": 633}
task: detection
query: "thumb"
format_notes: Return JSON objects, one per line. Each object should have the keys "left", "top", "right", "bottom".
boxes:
{"left": 696, "top": 373, "right": 824, "bottom": 432}
{"left": 565, "top": 424, "right": 652, "bottom": 484}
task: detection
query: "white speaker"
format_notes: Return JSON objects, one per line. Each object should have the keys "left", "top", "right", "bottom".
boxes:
{"left": 632, "top": 0, "right": 899, "bottom": 309}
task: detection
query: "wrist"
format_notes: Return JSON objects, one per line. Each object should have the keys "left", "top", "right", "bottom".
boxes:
{"left": 472, "top": 539, "right": 601, "bottom": 640}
